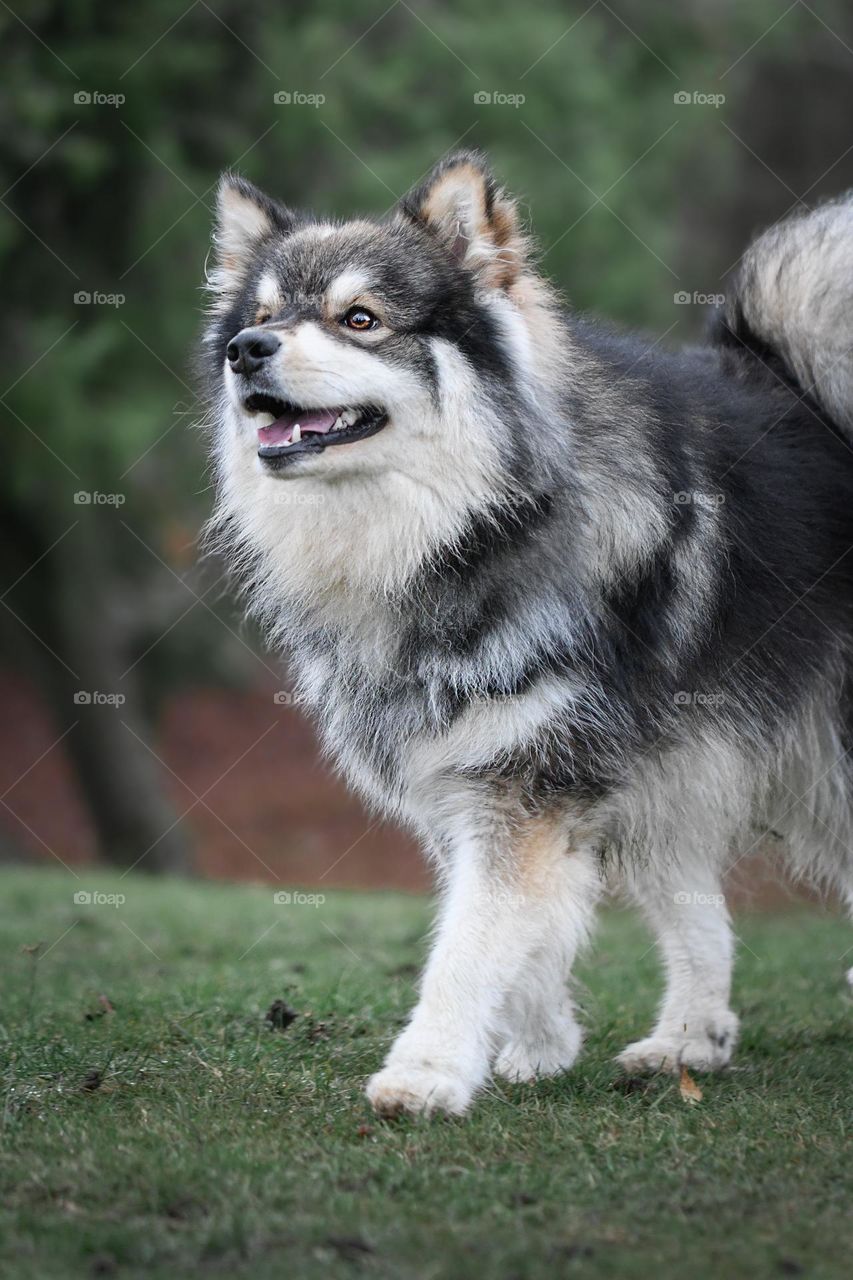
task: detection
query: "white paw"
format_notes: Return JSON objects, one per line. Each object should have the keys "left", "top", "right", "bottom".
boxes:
{"left": 617, "top": 1011, "right": 739, "bottom": 1075}
{"left": 365, "top": 1063, "right": 475, "bottom": 1117}
{"left": 494, "top": 1019, "right": 583, "bottom": 1082}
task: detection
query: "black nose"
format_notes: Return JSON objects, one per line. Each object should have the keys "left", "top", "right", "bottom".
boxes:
{"left": 226, "top": 327, "right": 281, "bottom": 375}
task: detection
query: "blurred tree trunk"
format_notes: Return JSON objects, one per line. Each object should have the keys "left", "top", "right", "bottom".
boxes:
{"left": 1, "top": 504, "right": 193, "bottom": 874}
{"left": 48, "top": 523, "right": 193, "bottom": 874}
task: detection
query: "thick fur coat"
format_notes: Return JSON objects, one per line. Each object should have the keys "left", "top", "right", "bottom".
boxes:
{"left": 200, "top": 153, "right": 853, "bottom": 1115}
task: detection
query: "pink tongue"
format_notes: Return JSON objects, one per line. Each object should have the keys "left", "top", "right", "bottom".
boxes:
{"left": 258, "top": 408, "right": 340, "bottom": 447}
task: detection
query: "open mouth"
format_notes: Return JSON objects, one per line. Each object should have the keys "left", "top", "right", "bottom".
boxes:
{"left": 245, "top": 394, "right": 388, "bottom": 467}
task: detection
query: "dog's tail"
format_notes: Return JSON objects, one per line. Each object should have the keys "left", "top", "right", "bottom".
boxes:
{"left": 714, "top": 194, "right": 853, "bottom": 435}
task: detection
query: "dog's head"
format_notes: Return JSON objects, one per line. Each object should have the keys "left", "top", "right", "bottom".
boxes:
{"left": 202, "top": 153, "right": 560, "bottom": 601}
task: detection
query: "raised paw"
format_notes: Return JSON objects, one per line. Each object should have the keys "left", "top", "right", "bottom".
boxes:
{"left": 365, "top": 1063, "right": 475, "bottom": 1117}
{"left": 617, "top": 1011, "right": 739, "bottom": 1075}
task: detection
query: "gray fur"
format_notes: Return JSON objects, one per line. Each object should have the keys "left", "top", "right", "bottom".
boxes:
{"left": 200, "top": 157, "right": 853, "bottom": 1114}
{"left": 726, "top": 193, "right": 853, "bottom": 431}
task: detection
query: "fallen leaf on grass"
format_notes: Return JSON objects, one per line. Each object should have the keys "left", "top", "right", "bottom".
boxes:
{"left": 80, "top": 1069, "right": 103, "bottom": 1092}
{"left": 85, "top": 994, "right": 115, "bottom": 1021}
{"left": 679, "top": 1065, "right": 703, "bottom": 1104}
{"left": 265, "top": 999, "right": 297, "bottom": 1030}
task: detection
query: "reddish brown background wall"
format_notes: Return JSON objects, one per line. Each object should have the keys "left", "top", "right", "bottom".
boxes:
{"left": 0, "top": 668, "right": 815, "bottom": 909}
{"left": 0, "top": 671, "right": 426, "bottom": 891}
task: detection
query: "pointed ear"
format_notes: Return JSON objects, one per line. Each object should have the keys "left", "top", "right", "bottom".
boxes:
{"left": 206, "top": 173, "right": 296, "bottom": 311}
{"left": 398, "top": 152, "right": 526, "bottom": 289}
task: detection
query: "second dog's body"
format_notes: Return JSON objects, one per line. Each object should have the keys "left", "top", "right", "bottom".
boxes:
{"left": 202, "top": 155, "right": 853, "bottom": 1115}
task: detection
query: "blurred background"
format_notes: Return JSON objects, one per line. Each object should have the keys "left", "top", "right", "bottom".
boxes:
{"left": 2, "top": 0, "right": 852, "bottom": 896}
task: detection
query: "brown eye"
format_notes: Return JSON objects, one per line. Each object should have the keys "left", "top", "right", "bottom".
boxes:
{"left": 343, "top": 306, "right": 378, "bottom": 332}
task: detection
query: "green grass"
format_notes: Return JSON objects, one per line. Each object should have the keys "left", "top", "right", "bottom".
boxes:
{"left": 0, "top": 868, "right": 850, "bottom": 1279}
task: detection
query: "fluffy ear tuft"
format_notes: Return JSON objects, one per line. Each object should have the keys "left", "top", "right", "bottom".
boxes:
{"left": 398, "top": 151, "right": 526, "bottom": 289}
{"left": 206, "top": 173, "right": 296, "bottom": 311}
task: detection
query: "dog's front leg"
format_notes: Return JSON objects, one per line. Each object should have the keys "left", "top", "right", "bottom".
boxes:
{"left": 366, "top": 849, "right": 528, "bottom": 1117}
{"left": 366, "top": 811, "right": 583, "bottom": 1117}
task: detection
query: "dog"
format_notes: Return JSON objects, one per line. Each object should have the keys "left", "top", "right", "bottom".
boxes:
{"left": 200, "top": 152, "right": 853, "bottom": 1116}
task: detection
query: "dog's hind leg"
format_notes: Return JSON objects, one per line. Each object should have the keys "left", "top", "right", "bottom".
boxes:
{"left": 492, "top": 850, "right": 601, "bottom": 1082}
{"left": 491, "top": 953, "right": 584, "bottom": 1084}
{"left": 617, "top": 862, "right": 739, "bottom": 1074}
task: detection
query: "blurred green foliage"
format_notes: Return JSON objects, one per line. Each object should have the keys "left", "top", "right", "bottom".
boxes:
{"left": 6, "top": 0, "right": 853, "bottom": 512}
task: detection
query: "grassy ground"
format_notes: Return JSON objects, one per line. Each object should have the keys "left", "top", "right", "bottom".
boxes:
{"left": 0, "top": 868, "right": 850, "bottom": 1279}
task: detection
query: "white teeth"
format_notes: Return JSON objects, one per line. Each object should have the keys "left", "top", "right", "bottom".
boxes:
{"left": 340, "top": 409, "right": 358, "bottom": 427}
{"left": 291, "top": 423, "right": 301, "bottom": 443}
{"left": 332, "top": 414, "right": 344, "bottom": 431}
